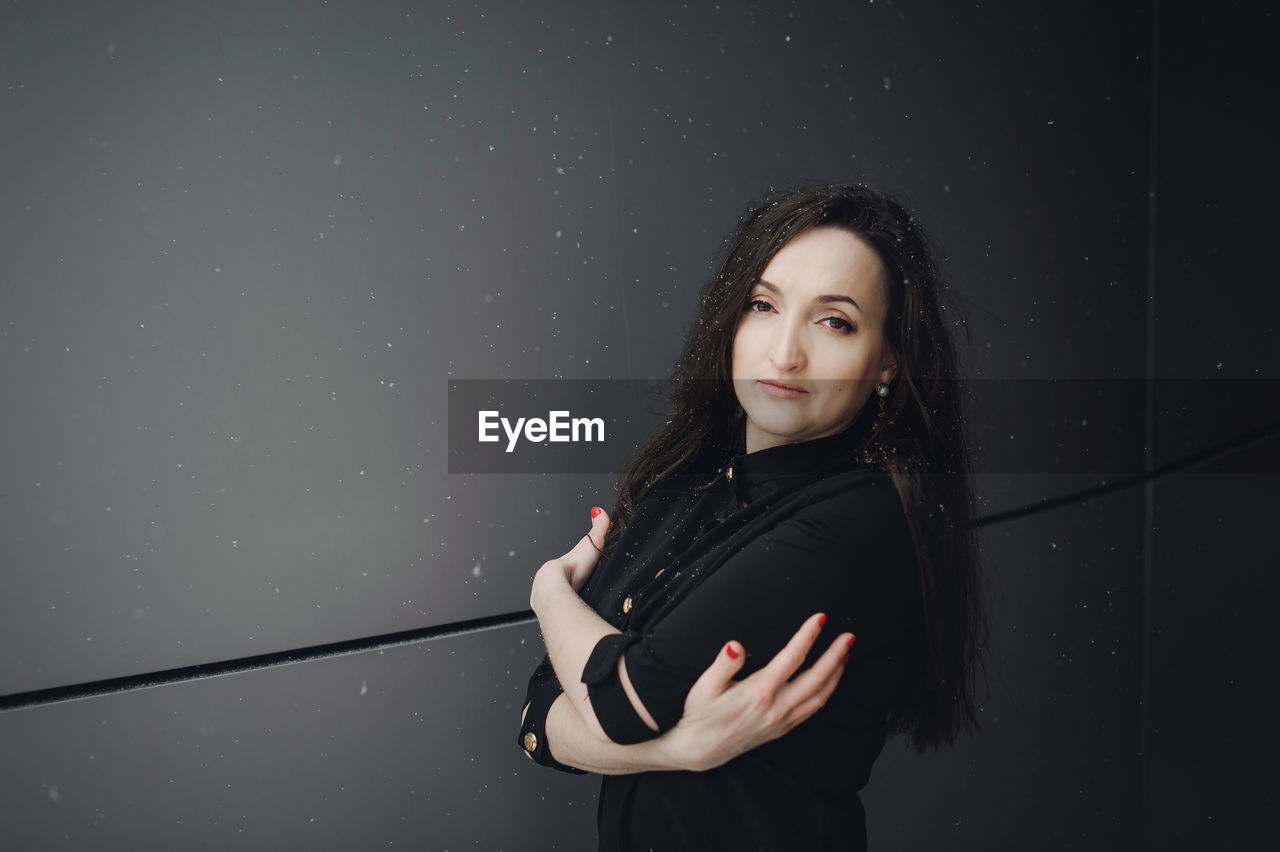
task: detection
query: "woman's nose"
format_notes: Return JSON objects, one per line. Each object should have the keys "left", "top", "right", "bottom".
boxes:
{"left": 768, "top": 322, "right": 806, "bottom": 371}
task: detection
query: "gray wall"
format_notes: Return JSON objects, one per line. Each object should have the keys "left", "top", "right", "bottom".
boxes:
{"left": 2, "top": 1, "right": 1274, "bottom": 849}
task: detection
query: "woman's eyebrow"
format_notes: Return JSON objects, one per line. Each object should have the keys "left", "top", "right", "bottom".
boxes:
{"left": 756, "top": 279, "right": 863, "bottom": 314}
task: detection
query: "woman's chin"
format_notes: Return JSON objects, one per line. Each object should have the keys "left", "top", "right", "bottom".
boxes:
{"left": 744, "top": 416, "right": 819, "bottom": 448}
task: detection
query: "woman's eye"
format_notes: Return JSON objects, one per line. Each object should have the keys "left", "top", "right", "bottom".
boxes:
{"left": 820, "top": 316, "right": 854, "bottom": 332}
{"left": 745, "top": 298, "right": 773, "bottom": 313}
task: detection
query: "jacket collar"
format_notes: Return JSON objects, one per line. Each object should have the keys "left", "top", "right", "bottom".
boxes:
{"left": 726, "top": 425, "right": 865, "bottom": 486}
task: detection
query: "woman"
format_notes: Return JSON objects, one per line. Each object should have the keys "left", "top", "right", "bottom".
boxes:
{"left": 519, "top": 183, "right": 985, "bottom": 850}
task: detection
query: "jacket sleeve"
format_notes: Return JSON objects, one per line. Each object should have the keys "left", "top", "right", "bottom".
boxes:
{"left": 518, "top": 654, "right": 588, "bottom": 774}
{"left": 582, "top": 477, "right": 911, "bottom": 744}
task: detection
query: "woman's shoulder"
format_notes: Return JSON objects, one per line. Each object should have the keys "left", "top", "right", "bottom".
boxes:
{"left": 751, "top": 468, "right": 915, "bottom": 604}
{"left": 802, "top": 465, "right": 904, "bottom": 521}
{"left": 774, "top": 467, "right": 913, "bottom": 558}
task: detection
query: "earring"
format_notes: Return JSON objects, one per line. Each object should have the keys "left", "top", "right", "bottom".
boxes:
{"left": 863, "top": 382, "right": 894, "bottom": 467}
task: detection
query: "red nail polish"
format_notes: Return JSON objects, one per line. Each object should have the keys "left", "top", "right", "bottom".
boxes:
{"left": 840, "top": 652, "right": 850, "bottom": 667}
{"left": 726, "top": 644, "right": 740, "bottom": 660}
{"left": 817, "top": 613, "right": 827, "bottom": 628}
{"left": 846, "top": 634, "right": 856, "bottom": 648}
{"left": 591, "top": 506, "right": 602, "bottom": 518}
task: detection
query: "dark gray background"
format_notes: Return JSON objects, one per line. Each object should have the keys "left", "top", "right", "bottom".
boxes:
{"left": 2, "top": 1, "right": 1275, "bottom": 849}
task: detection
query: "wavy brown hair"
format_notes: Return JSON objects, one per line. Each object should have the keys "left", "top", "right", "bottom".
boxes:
{"left": 605, "top": 183, "right": 985, "bottom": 751}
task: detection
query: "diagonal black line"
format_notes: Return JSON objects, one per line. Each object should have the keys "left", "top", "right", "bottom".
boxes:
{"left": 974, "top": 419, "right": 1280, "bottom": 527}
{"left": 0, "top": 609, "right": 536, "bottom": 713}
{"left": 3, "top": 419, "right": 1276, "bottom": 713}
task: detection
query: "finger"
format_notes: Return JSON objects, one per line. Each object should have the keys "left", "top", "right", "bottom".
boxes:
{"left": 685, "top": 640, "right": 747, "bottom": 706}
{"left": 776, "top": 632, "right": 855, "bottom": 723}
{"left": 568, "top": 506, "right": 610, "bottom": 561}
{"left": 586, "top": 506, "right": 610, "bottom": 551}
{"left": 779, "top": 631, "right": 855, "bottom": 699}
{"left": 784, "top": 656, "right": 847, "bottom": 729}
{"left": 758, "top": 612, "right": 827, "bottom": 688}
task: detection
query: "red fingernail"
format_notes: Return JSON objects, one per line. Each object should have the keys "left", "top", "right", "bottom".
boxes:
{"left": 591, "top": 506, "right": 602, "bottom": 518}
{"left": 846, "top": 634, "right": 856, "bottom": 648}
{"left": 840, "top": 652, "right": 850, "bottom": 667}
{"left": 725, "top": 643, "right": 740, "bottom": 660}
{"left": 817, "top": 613, "right": 827, "bottom": 628}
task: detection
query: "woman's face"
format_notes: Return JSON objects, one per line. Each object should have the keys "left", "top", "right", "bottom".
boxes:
{"left": 731, "top": 226, "right": 898, "bottom": 454}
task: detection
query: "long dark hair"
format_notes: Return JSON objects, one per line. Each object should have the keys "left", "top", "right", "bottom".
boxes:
{"left": 606, "top": 183, "right": 985, "bottom": 751}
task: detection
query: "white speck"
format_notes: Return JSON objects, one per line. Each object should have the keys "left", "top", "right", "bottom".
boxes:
{"left": 488, "top": 145, "right": 495, "bottom": 151}
{"left": 231, "top": 540, "right": 238, "bottom": 548}
{"left": 883, "top": 76, "right": 891, "bottom": 90}
{"left": 485, "top": 294, "right": 494, "bottom": 303}
{"left": 508, "top": 550, "right": 515, "bottom": 557}
{"left": 359, "top": 680, "right": 368, "bottom": 696}
{"left": 332, "top": 154, "right": 342, "bottom": 166}
{"left": 471, "top": 564, "right": 482, "bottom": 578}
{"left": 48, "top": 786, "right": 59, "bottom": 802}
{"left": 214, "top": 267, "right": 221, "bottom": 273}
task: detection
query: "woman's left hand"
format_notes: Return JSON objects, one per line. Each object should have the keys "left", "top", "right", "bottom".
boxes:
{"left": 534, "top": 506, "right": 610, "bottom": 595}
{"left": 656, "top": 613, "right": 853, "bottom": 772}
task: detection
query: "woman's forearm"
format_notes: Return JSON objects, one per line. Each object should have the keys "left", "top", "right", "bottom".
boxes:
{"left": 530, "top": 565, "right": 620, "bottom": 740}
{"left": 543, "top": 693, "right": 678, "bottom": 775}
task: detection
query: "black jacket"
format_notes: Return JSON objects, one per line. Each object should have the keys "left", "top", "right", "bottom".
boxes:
{"left": 521, "top": 426, "right": 925, "bottom": 851}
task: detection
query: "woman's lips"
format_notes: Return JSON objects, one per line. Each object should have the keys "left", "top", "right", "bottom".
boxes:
{"left": 757, "top": 379, "right": 808, "bottom": 399}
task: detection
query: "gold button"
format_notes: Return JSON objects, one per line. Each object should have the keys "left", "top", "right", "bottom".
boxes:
{"left": 725, "top": 465, "right": 734, "bottom": 482}
{"left": 523, "top": 732, "right": 538, "bottom": 753}
{"left": 622, "top": 596, "right": 633, "bottom": 614}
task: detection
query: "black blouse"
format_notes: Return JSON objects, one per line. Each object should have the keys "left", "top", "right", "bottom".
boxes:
{"left": 520, "top": 426, "right": 925, "bottom": 852}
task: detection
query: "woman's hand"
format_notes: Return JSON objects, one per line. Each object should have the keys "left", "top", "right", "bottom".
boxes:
{"left": 533, "top": 507, "right": 610, "bottom": 600}
{"left": 658, "top": 612, "right": 854, "bottom": 773}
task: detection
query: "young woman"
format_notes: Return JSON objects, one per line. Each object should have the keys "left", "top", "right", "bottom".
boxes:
{"left": 519, "top": 183, "right": 985, "bottom": 851}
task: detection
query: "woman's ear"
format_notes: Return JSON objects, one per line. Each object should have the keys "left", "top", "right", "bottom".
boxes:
{"left": 880, "top": 347, "right": 899, "bottom": 385}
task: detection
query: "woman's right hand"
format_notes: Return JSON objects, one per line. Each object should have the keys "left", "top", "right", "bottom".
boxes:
{"left": 657, "top": 612, "right": 855, "bottom": 772}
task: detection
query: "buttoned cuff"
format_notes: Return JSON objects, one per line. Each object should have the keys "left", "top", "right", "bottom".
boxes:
{"left": 520, "top": 671, "right": 587, "bottom": 775}
{"left": 582, "top": 630, "right": 659, "bottom": 744}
